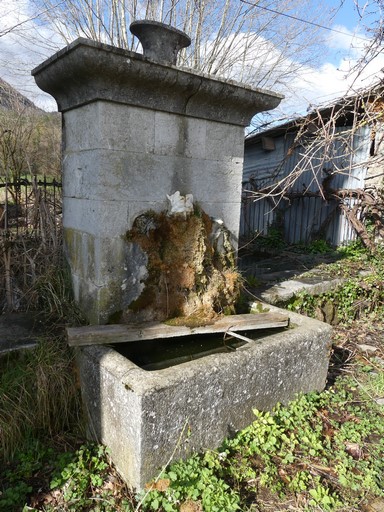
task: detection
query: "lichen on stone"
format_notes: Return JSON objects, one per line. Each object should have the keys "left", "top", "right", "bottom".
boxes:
{"left": 122, "top": 205, "right": 242, "bottom": 324}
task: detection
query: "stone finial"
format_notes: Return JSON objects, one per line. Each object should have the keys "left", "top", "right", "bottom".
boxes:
{"left": 130, "top": 20, "right": 191, "bottom": 66}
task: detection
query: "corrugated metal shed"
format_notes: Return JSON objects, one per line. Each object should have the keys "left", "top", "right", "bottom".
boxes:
{"left": 241, "top": 123, "right": 371, "bottom": 246}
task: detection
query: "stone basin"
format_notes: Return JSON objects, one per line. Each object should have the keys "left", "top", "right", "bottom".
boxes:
{"left": 74, "top": 306, "right": 331, "bottom": 489}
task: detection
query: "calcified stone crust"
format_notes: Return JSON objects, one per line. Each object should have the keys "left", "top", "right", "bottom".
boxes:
{"left": 124, "top": 206, "right": 240, "bottom": 324}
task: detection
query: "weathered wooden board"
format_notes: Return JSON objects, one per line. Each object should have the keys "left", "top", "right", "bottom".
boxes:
{"left": 67, "top": 313, "right": 289, "bottom": 347}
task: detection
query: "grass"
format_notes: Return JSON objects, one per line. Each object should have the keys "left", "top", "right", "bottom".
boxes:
{"left": 2, "top": 243, "right": 384, "bottom": 511}
{"left": 0, "top": 335, "right": 84, "bottom": 461}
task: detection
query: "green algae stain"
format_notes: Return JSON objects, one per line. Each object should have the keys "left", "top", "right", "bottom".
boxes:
{"left": 63, "top": 228, "right": 83, "bottom": 273}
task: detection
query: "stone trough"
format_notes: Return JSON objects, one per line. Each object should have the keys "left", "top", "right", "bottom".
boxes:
{"left": 68, "top": 306, "right": 331, "bottom": 489}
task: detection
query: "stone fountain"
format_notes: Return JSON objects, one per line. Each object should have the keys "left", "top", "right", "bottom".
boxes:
{"left": 32, "top": 21, "right": 331, "bottom": 489}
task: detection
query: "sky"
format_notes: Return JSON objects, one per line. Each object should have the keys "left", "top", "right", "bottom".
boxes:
{"left": 0, "top": 0, "right": 383, "bottom": 119}
{"left": 285, "top": 0, "right": 383, "bottom": 114}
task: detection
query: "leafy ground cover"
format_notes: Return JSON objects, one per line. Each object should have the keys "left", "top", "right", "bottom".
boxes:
{"left": 285, "top": 241, "right": 384, "bottom": 324}
{"left": 2, "top": 243, "right": 384, "bottom": 511}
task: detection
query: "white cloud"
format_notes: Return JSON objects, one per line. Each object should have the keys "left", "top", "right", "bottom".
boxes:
{"left": 326, "top": 24, "right": 364, "bottom": 51}
{"left": 271, "top": 23, "right": 384, "bottom": 119}
{"left": 198, "top": 23, "right": 384, "bottom": 123}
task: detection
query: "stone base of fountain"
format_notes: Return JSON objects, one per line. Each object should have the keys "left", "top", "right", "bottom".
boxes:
{"left": 72, "top": 305, "right": 331, "bottom": 490}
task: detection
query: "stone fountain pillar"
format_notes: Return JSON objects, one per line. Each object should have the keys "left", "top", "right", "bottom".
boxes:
{"left": 32, "top": 22, "right": 283, "bottom": 324}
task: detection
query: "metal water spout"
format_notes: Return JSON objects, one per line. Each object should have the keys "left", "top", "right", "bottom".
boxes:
{"left": 130, "top": 20, "right": 191, "bottom": 66}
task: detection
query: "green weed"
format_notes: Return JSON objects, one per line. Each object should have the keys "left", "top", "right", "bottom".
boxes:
{"left": 0, "top": 443, "right": 129, "bottom": 512}
{"left": 336, "top": 239, "right": 367, "bottom": 260}
{"left": 6, "top": 353, "right": 384, "bottom": 511}
{"left": 3, "top": 244, "right": 384, "bottom": 511}
{"left": 291, "top": 239, "right": 335, "bottom": 254}
{"left": 139, "top": 453, "right": 240, "bottom": 511}
{"left": 137, "top": 382, "right": 384, "bottom": 511}
{"left": 252, "top": 227, "right": 286, "bottom": 251}
{"left": 47, "top": 444, "right": 121, "bottom": 511}
{"left": 1, "top": 442, "right": 60, "bottom": 510}
{"left": 286, "top": 255, "right": 384, "bottom": 324}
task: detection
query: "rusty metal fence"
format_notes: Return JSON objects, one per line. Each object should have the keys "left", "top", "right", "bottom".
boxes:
{"left": 0, "top": 176, "right": 62, "bottom": 312}
{"left": 0, "top": 176, "right": 62, "bottom": 235}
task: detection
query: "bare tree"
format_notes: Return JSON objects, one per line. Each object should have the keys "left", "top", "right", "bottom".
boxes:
{"left": 239, "top": 0, "right": 384, "bottom": 251}
{"left": 352, "top": 0, "right": 384, "bottom": 79}
{"left": 28, "top": 0, "right": 331, "bottom": 93}
{"left": 0, "top": 2, "right": 49, "bottom": 38}
{"left": 0, "top": 83, "right": 62, "bottom": 312}
{"left": 0, "top": 87, "right": 60, "bottom": 186}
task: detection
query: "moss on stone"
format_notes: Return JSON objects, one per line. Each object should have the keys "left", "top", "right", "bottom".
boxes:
{"left": 122, "top": 206, "right": 241, "bottom": 324}
{"left": 108, "top": 310, "right": 123, "bottom": 324}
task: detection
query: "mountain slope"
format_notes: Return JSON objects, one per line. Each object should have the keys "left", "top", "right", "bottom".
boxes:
{"left": 0, "top": 78, "right": 39, "bottom": 111}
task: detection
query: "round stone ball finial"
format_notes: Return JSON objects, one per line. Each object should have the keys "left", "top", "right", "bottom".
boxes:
{"left": 130, "top": 20, "right": 191, "bottom": 66}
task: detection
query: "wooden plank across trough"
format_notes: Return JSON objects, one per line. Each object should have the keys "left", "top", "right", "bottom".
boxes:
{"left": 67, "top": 312, "right": 289, "bottom": 347}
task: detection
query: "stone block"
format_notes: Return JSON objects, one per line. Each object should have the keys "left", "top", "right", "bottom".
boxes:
{"left": 32, "top": 38, "right": 283, "bottom": 126}
{"left": 98, "top": 103, "right": 156, "bottom": 153}
{"left": 62, "top": 150, "right": 172, "bottom": 202}
{"left": 66, "top": 233, "right": 150, "bottom": 323}
{"left": 63, "top": 197, "right": 130, "bottom": 237}
{"left": 154, "top": 111, "right": 188, "bottom": 156}
{"left": 62, "top": 150, "right": 243, "bottom": 206}
{"left": 65, "top": 102, "right": 157, "bottom": 153}
{"left": 204, "top": 123, "right": 245, "bottom": 161}
{"left": 65, "top": 106, "right": 244, "bottom": 163}
{"left": 64, "top": 103, "right": 102, "bottom": 151}
{"left": 184, "top": 158, "right": 243, "bottom": 202}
